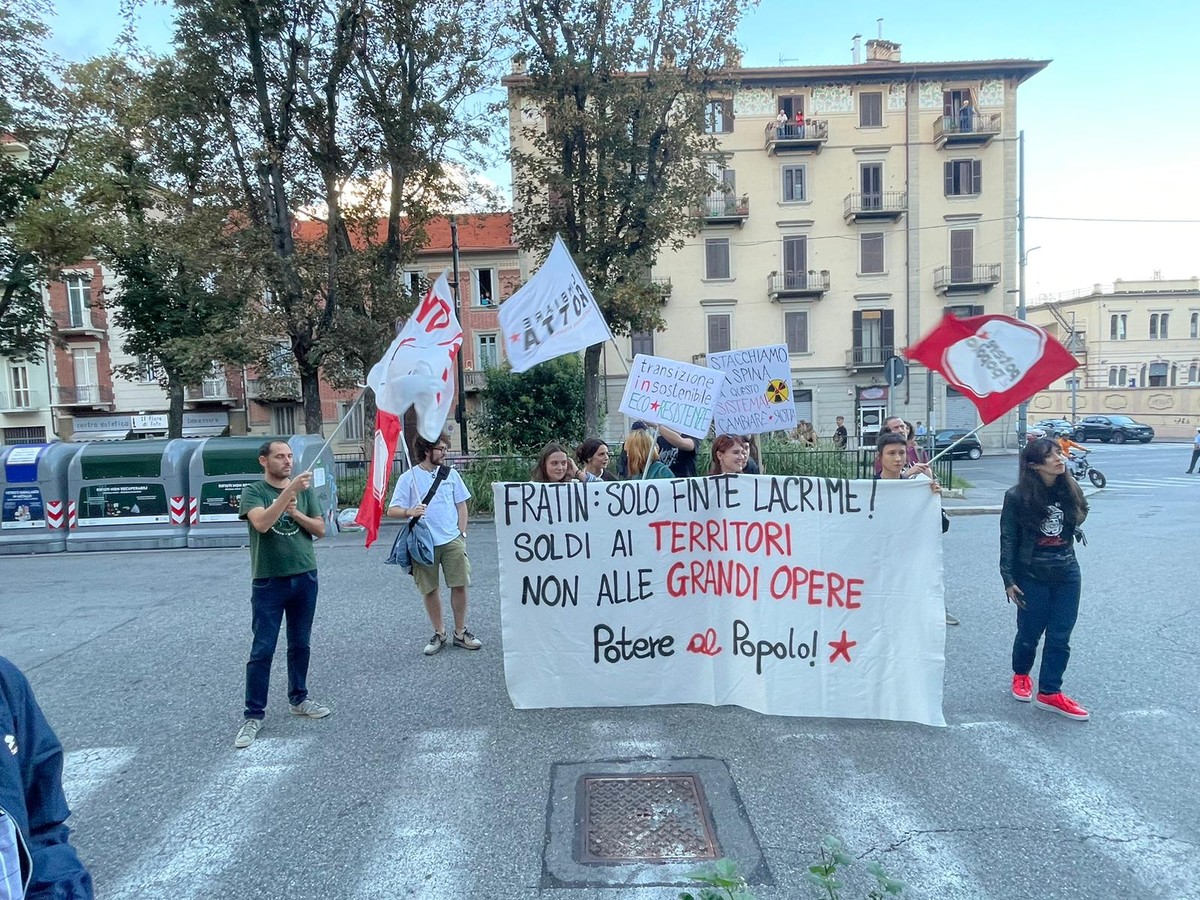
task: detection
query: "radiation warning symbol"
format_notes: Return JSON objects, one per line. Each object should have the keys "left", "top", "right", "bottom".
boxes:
{"left": 764, "top": 378, "right": 790, "bottom": 403}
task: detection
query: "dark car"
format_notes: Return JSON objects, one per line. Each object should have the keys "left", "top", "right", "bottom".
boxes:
{"left": 1033, "top": 418, "right": 1075, "bottom": 435}
{"left": 1073, "top": 415, "right": 1154, "bottom": 444}
{"left": 933, "top": 429, "right": 982, "bottom": 460}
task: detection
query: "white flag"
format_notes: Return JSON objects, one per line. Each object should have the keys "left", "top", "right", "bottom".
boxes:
{"left": 498, "top": 234, "right": 613, "bottom": 373}
{"left": 367, "top": 273, "right": 463, "bottom": 441}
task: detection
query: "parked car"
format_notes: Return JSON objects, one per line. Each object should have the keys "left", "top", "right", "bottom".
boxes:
{"left": 933, "top": 430, "right": 982, "bottom": 459}
{"left": 1032, "top": 418, "right": 1076, "bottom": 435}
{"left": 1073, "top": 415, "right": 1154, "bottom": 444}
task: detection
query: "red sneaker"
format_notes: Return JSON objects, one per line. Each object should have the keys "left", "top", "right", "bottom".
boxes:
{"left": 1035, "top": 692, "right": 1090, "bottom": 721}
{"left": 1011, "top": 674, "right": 1033, "bottom": 702}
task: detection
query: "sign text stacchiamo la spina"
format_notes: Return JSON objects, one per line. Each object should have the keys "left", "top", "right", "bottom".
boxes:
{"left": 494, "top": 474, "right": 947, "bottom": 727}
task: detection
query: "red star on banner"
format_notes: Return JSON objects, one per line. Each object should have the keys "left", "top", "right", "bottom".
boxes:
{"left": 650, "top": 400, "right": 660, "bottom": 411}
{"left": 509, "top": 333, "right": 520, "bottom": 343}
{"left": 828, "top": 630, "right": 857, "bottom": 663}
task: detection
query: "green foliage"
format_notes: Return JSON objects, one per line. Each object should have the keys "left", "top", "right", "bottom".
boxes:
{"left": 679, "top": 857, "right": 755, "bottom": 900}
{"left": 475, "top": 355, "right": 587, "bottom": 453}
{"left": 806, "top": 836, "right": 906, "bottom": 900}
{"left": 455, "top": 454, "right": 539, "bottom": 515}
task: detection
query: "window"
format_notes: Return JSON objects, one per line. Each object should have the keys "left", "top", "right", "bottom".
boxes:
{"left": 949, "top": 229, "right": 975, "bottom": 281}
{"left": 200, "top": 362, "right": 226, "bottom": 398}
{"left": 858, "top": 91, "right": 883, "bottom": 127}
{"left": 337, "top": 399, "right": 365, "bottom": 442}
{"left": 1150, "top": 314, "right": 1159, "bottom": 339}
{"left": 707, "top": 314, "right": 731, "bottom": 353}
{"left": 267, "top": 341, "right": 295, "bottom": 377}
{"left": 66, "top": 276, "right": 91, "bottom": 328}
{"left": 942, "top": 89, "right": 975, "bottom": 132}
{"left": 944, "top": 159, "right": 982, "bottom": 196}
{"left": 473, "top": 268, "right": 496, "bottom": 306}
{"left": 860, "top": 232, "right": 885, "bottom": 274}
{"left": 475, "top": 333, "right": 499, "bottom": 370}
{"left": 3, "top": 426, "right": 46, "bottom": 445}
{"left": 851, "top": 309, "right": 894, "bottom": 366}
{"left": 1189, "top": 363, "right": 1199, "bottom": 383}
{"left": 781, "top": 165, "right": 806, "bottom": 202}
{"left": 704, "top": 238, "right": 731, "bottom": 279}
{"left": 139, "top": 357, "right": 161, "bottom": 384}
{"left": 704, "top": 98, "right": 734, "bottom": 134}
{"left": 1149, "top": 312, "right": 1169, "bottom": 339}
{"left": 8, "top": 365, "right": 31, "bottom": 408}
{"left": 403, "top": 270, "right": 425, "bottom": 301}
{"left": 1191, "top": 312, "right": 1198, "bottom": 338}
{"left": 1109, "top": 314, "right": 1127, "bottom": 340}
{"left": 72, "top": 349, "right": 99, "bottom": 403}
{"left": 631, "top": 331, "right": 654, "bottom": 357}
{"left": 784, "top": 311, "right": 808, "bottom": 354}
{"left": 782, "top": 236, "right": 807, "bottom": 287}
{"left": 272, "top": 405, "right": 298, "bottom": 434}
{"left": 778, "top": 95, "right": 803, "bottom": 120}
{"left": 1148, "top": 362, "right": 1169, "bottom": 387}
{"left": 860, "top": 163, "right": 883, "bottom": 208}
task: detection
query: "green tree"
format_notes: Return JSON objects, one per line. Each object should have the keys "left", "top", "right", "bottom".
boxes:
{"left": 508, "top": 0, "right": 754, "bottom": 437}
{"left": 476, "top": 354, "right": 586, "bottom": 453}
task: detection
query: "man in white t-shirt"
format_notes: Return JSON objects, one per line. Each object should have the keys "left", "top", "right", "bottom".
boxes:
{"left": 386, "top": 434, "right": 480, "bottom": 655}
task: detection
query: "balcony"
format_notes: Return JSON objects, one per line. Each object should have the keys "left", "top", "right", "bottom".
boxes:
{"left": 934, "top": 112, "right": 1002, "bottom": 149}
{"left": 58, "top": 322, "right": 107, "bottom": 340}
{"left": 246, "top": 376, "right": 302, "bottom": 401}
{"left": 694, "top": 193, "right": 749, "bottom": 226}
{"left": 845, "top": 346, "right": 895, "bottom": 371}
{"left": 767, "top": 271, "right": 830, "bottom": 301}
{"left": 843, "top": 192, "right": 907, "bottom": 223}
{"left": 185, "top": 378, "right": 237, "bottom": 406}
{"left": 55, "top": 384, "right": 114, "bottom": 408}
{"left": 463, "top": 370, "right": 488, "bottom": 393}
{"left": 933, "top": 264, "right": 1001, "bottom": 296}
{"left": 764, "top": 120, "right": 830, "bottom": 154}
{"left": 0, "top": 389, "right": 45, "bottom": 412}
{"left": 650, "top": 276, "right": 672, "bottom": 304}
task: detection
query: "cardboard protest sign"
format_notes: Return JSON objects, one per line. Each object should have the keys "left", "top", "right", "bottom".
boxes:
{"left": 618, "top": 354, "right": 725, "bottom": 438}
{"left": 708, "top": 344, "right": 797, "bottom": 435}
{"left": 493, "top": 475, "right": 947, "bottom": 727}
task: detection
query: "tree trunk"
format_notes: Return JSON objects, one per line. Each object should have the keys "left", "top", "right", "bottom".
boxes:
{"left": 300, "top": 364, "right": 324, "bottom": 435}
{"left": 167, "top": 375, "right": 186, "bottom": 439}
{"left": 583, "top": 342, "right": 604, "bottom": 438}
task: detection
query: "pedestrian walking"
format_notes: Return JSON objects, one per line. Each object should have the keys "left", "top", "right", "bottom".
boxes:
{"left": 1186, "top": 426, "right": 1200, "bottom": 474}
{"left": 1000, "top": 438, "right": 1091, "bottom": 721}
{"left": 234, "top": 441, "right": 331, "bottom": 749}
{"left": 0, "top": 655, "right": 94, "bottom": 899}
{"left": 387, "top": 434, "right": 480, "bottom": 656}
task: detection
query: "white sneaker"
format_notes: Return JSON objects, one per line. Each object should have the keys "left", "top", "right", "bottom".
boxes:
{"left": 289, "top": 699, "right": 331, "bottom": 719}
{"left": 424, "top": 631, "right": 447, "bottom": 655}
{"left": 453, "top": 629, "right": 482, "bottom": 650}
{"left": 234, "top": 718, "right": 262, "bottom": 749}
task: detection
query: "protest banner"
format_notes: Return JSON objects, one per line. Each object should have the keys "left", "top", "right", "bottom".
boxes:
{"left": 498, "top": 234, "right": 614, "bottom": 372}
{"left": 493, "top": 475, "right": 947, "bottom": 727}
{"left": 618, "top": 354, "right": 726, "bottom": 438}
{"left": 708, "top": 344, "right": 797, "bottom": 435}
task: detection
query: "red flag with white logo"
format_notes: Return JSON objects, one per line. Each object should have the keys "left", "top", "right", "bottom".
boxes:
{"left": 354, "top": 409, "right": 401, "bottom": 547}
{"left": 904, "top": 313, "right": 1078, "bottom": 425}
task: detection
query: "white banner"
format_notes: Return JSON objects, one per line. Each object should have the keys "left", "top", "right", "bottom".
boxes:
{"left": 618, "top": 354, "right": 725, "bottom": 438}
{"left": 498, "top": 234, "right": 614, "bottom": 373}
{"left": 708, "top": 344, "right": 797, "bottom": 435}
{"left": 494, "top": 476, "right": 946, "bottom": 726}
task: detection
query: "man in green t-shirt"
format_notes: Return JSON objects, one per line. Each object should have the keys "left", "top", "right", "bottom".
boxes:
{"left": 233, "top": 441, "right": 331, "bottom": 749}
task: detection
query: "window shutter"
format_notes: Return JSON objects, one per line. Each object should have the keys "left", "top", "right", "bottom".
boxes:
{"left": 971, "top": 160, "right": 982, "bottom": 194}
{"left": 852, "top": 310, "right": 863, "bottom": 350}
{"left": 861, "top": 233, "right": 884, "bottom": 274}
{"left": 944, "top": 162, "right": 954, "bottom": 196}
{"left": 786, "top": 311, "right": 808, "bottom": 353}
{"left": 942, "top": 91, "right": 954, "bottom": 118}
{"left": 723, "top": 99, "right": 734, "bottom": 131}
{"left": 881, "top": 310, "right": 895, "bottom": 350}
{"left": 709, "top": 315, "right": 731, "bottom": 352}
{"left": 971, "top": 304, "right": 985, "bottom": 317}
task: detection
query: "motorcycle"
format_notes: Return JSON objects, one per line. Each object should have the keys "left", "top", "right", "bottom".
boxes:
{"left": 1068, "top": 450, "right": 1106, "bottom": 489}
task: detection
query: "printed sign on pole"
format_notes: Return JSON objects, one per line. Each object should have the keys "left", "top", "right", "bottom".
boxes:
{"left": 493, "top": 475, "right": 946, "bottom": 727}
{"left": 618, "top": 354, "right": 725, "bottom": 438}
{"left": 707, "top": 344, "right": 797, "bottom": 436}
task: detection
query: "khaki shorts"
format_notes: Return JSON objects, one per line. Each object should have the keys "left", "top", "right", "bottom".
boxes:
{"left": 412, "top": 535, "right": 471, "bottom": 595}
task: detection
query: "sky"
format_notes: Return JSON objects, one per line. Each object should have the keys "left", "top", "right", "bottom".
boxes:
{"left": 47, "top": 0, "right": 1200, "bottom": 300}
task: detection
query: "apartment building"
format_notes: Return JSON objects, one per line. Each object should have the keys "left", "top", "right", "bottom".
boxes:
{"left": 506, "top": 40, "right": 1047, "bottom": 446}
{"left": 1026, "top": 277, "right": 1200, "bottom": 440}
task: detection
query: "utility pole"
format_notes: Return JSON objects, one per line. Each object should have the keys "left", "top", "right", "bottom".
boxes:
{"left": 1070, "top": 310, "right": 1079, "bottom": 422}
{"left": 1016, "top": 129, "right": 1028, "bottom": 455}
{"left": 450, "top": 216, "right": 468, "bottom": 453}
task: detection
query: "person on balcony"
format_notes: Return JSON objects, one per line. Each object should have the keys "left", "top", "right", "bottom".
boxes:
{"left": 957, "top": 98, "right": 974, "bottom": 133}
{"left": 775, "top": 108, "right": 788, "bottom": 138}
{"left": 794, "top": 109, "right": 805, "bottom": 138}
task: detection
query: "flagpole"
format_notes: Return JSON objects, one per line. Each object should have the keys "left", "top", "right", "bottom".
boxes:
{"left": 308, "top": 387, "right": 367, "bottom": 467}
{"left": 641, "top": 427, "right": 660, "bottom": 479}
{"left": 925, "top": 421, "right": 988, "bottom": 466}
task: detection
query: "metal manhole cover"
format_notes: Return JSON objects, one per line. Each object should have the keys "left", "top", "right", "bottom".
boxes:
{"left": 579, "top": 774, "right": 719, "bottom": 863}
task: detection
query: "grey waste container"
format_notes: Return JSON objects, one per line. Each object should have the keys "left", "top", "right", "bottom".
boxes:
{"left": 0, "top": 443, "right": 81, "bottom": 555}
{"left": 66, "top": 439, "right": 198, "bottom": 552}
{"left": 187, "top": 435, "right": 338, "bottom": 549}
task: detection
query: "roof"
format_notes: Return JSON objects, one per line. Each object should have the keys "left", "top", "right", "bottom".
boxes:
{"left": 504, "top": 58, "right": 1050, "bottom": 88}
{"left": 291, "top": 213, "right": 514, "bottom": 254}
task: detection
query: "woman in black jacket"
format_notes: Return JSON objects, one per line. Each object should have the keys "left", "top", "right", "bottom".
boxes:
{"left": 1000, "top": 438, "right": 1090, "bottom": 720}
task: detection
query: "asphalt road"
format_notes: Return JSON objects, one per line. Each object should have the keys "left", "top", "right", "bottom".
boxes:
{"left": 2, "top": 442, "right": 1196, "bottom": 899}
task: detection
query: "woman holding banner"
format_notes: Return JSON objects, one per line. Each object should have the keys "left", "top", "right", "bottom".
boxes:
{"left": 1000, "top": 438, "right": 1090, "bottom": 721}
{"left": 623, "top": 429, "right": 674, "bottom": 480}
{"left": 531, "top": 442, "right": 583, "bottom": 483}
{"left": 708, "top": 434, "right": 749, "bottom": 475}
{"left": 576, "top": 438, "right": 616, "bottom": 482}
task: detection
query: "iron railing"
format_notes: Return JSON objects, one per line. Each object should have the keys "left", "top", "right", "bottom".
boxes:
{"left": 934, "top": 112, "right": 1002, "bottom": 142}
{"left": 844, "top": 346, "right": 895, "bottom": 368}
{"left": 933, "top": 264, "right": 1001, "bottom": 291}
{"left": 767, "top": 271, "right": 830, "bottom": 296}
{"left": 695, "top": 194, "right": 749, "bottom": 220}
{"left": 844, "top": 191, "right": 907, "bottom": 217}
{"left": 56, "top": 384, "right": 113, "bottom": 406}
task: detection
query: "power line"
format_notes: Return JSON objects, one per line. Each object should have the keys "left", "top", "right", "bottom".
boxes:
{"left": 1029, "top": 215, "right": 1200, "bottom": 224}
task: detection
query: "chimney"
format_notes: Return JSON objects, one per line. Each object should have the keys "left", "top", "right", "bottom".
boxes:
{"left": 510, "top": 56, "right": 526, "bottom": 75}
{"left": 852, "top": 34, "right": 862, "bottom": 64}
{"left": 866, "top": 39, "right": 901, "bottom": 63}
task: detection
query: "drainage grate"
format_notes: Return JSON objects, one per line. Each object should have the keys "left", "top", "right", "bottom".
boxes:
{"left": 579, "top": 774, "right": 719, "bottom": 863}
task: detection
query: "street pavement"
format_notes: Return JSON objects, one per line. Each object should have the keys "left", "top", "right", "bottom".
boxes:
{"left": 1, "top": 441, "right": 1196, "bottom": 899}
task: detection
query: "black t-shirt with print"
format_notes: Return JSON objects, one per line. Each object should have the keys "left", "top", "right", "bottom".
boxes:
{"left": 656, "top": 435, "right": 697, "bottom": 478}
{"left": 1027, "top": 501, "right": 1079, "bottom": 582}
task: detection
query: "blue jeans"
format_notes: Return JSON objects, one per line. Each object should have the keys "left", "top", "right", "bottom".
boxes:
{"left": 244, "top": 570, "right": 318, "bottom": 719}
{"left": 1011, "top": 574, "right": 1081, "bottom": 695}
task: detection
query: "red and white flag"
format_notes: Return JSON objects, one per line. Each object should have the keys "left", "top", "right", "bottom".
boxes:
{"left": 354, "top": 273, "right": 463, "bottom": 546}
{"left": 904, "top": 313, "right": 1078, "bottom": 425}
